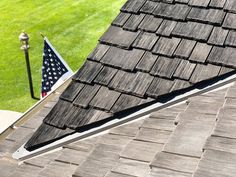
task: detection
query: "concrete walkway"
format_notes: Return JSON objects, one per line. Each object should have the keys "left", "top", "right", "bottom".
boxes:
{"left": 0, "top": 110, "right": 23, "bottom": 134}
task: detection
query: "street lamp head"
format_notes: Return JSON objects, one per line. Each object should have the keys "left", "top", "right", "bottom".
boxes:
{"left": 19, "top": 31, "right": 30, "bottom": 50}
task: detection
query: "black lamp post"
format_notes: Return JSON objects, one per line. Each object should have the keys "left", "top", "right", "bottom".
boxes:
{"left": 19, "top": 32, "right": 36, "bottom": 99}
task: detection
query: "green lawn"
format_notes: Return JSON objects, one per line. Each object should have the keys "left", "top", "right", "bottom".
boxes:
{"left": 0, "top": 0, "right": 126, "bottom": 112}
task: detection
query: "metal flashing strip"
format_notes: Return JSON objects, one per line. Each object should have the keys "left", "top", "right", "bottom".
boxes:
{"left": 13, "top": 74, "right": 236, "bottom": 160}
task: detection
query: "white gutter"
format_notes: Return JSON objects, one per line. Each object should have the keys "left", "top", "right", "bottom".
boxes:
{"left": 13, "top": 73, "right": 236, "bottom": 160}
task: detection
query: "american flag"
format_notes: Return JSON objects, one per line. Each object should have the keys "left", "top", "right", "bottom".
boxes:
{"left": 41, "top": 37, "right": 73, "bottom": 98}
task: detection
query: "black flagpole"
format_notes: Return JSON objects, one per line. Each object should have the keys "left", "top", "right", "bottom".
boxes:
{"left": 19, "top": 32, "right": 39, "bottom": 100}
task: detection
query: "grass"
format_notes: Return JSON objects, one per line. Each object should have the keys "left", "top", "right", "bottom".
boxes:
{"left": 0, "top": 0, "right": 126, "bottom": 112}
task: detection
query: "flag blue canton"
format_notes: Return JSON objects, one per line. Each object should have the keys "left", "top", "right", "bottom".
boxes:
{"left": 41, "top": 40, "right": 68, "bottom": 97}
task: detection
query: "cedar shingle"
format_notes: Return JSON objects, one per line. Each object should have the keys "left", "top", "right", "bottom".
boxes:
{"left": 136, "top": 52, "right": 158, "bottom": 72}
{"left": 94, "top": 66, "right": 118, "bottom": 86}
{"left": 224, "top": 0, "right": 236, "bottom": 13}
{"left": 87, "top": 44, "right": 110, "bottom": 61}
{"left": 73, "top": 84, "right": 101, "bottom": 108}
{"left": 139, "top": 15, "right": 163, "bottom": 32}
{"left": 99, "top": 26, "right": 139, "bottom": 49}
{"left": 146, "top": 78, "right": 175, "bottom": 98}
{"left": 174, "top": 60, "right": 196, "bottom": 80}
{"left": 101, "top": 47, "right": 145, "bottom": 71}
{"left": 150, "top": 168, "right": 192, "bottom": 177}
{"left": 209, "top": 0, "right": 226, "bottom": 8}
{"left": 140, "top": 1, "right": 158, "bottom": 14}
{"left": 123, "top": 14, "right": 145, "bottom": 31}
{"left": 120, "top": 140, "right": 163, "bottom": 162}
{"left": 171, "top": 79, "right": 192, "bottom": 92}
{"left": 189, "top": 64, "right": 221, "bottom": 83}
{"left": 172, "top": 22, "right": 213, "bottom": 42}
{"left": 24, "top": 123, "right": 74, "bottom": 150}
{"left": 187, "top": 8, "right": 225, "bottom": 25}
{"left": 109, "top": 71, "right": 154, "bottom": 97}
{"left": 219, "top": 67, "right": 234, "bottom": 75}
{"left": 221, "top": 47, "right": 236, "bottom": 68}
{"left": 208, "top": 27, "right": 228, "bottom": 46}
{"left": 150, "top": 57, "right": 180, "bottom": 78}
{"left": 90, "top": 87, "right": 121, "bottom": 111}
{"left": 207, "top": 46, "right": 225, "bottom": 64}
{"left": 193, "top": 150, "right": 236, "bottom": 177}
{"left": 222, "top": 13, "right": 236, "bottom": 30}
{"left": 156, "top": 20, "right": 177, "bottom": 36}
{"left": 174, "top": 39, "right": 196, "bottom": 59}
{"left": 153, "top": 3, "right": 190, "bottom": 21}
{"left": 188, "top": 0, "right": 211, "bottom": 7}
{"left": 208, "top": 46, "right": 236, "bottom": 67}
{"left": 42, "top": 100, "right": 75, "bottom": 127}
{"left": 112, "top": 12, "right": 131, "bottom": 27}
{"left": 153, "top": 37, "right": 181, "bottom": 57}
{"left": 65, "top": 107, "right": 112, "bottom": 129}
{"left": 133, "top": 32, "right": 159, "bottom": 50}
{"left": 60, "top": 81, "right": 84, "bottom": 102}
{"left": 175, "top": 0, "right": 190, "bottom": 3}
{"left": 189, "top": 43, "right": 212, "bottom": 63}
{"left": 135, "top": 128, "right": 171, "bottom": 146}
{"left": 111, "top": 94, "right": 144, "bottom": 113}
{"left": 151, "top": 152, "right": 199, "bottom": 174}
{"left": 121, "top": 0, "right": 146, "bottom": 13}
{"left": 162, "top": 0, "right": 174, "bottom": 3}
{"left": 73, "top": 61, "right": 103, "bottom": 83}
{"left": 225, "top": 30, "right": 236, "bottom": 47}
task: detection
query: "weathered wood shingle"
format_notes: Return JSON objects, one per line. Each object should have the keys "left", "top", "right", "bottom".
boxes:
{"left": 172, "top": 22, "right": 213, "bottom": 42}
{"left": 133, "top": 32, "right": 159, "bottom": 50}
{"left": 99, "top": 26, "right": 139, "bottom": 49}
{"left": 139, "top": 15, "right": 163, "bottom": 32}
{"left": 150, "top": 57, "right": 180, "bottom": 78}
{"left": 101, "top": 46, "right": 145, "bottom": 71}
{"left": 73, "top": 60, "right": 103, "bottom": 83}
{"left": 153, "top": 37, "right": 181, "bottom": 57}
{"left": 187, "top": 8, "right": 225, "bottom": 25}
{"left": 153, "top": 3, "right": 190, "bottom": 21}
